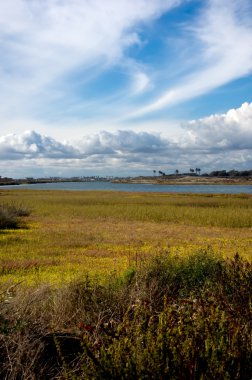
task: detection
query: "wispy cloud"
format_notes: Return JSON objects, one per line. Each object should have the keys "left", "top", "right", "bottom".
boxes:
{"left": 1, "top": 1, "right": 252, "bottom": 123}
{"left": 1, "top": 1, "right": 252, "bottom": 177}
{"left": 131, "top": 72, "right": 151, "bottom": 94}
{"left": 0, "top": 0, "right": 182, "bottom": 121}
{"left": 131, "top": 0, "right": 252, "bottom": 117}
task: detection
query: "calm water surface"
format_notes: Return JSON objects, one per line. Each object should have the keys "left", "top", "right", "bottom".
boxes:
{"left": 1, "top": 181, "right": 252, "bottom": 194}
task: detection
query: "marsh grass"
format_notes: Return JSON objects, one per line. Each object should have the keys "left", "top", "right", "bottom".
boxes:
{"left": 0, "top": 190, "right": 252, "bottom": 285}
{"left": 0, "top": 189, "right": 251, "bottom": 378}
{"left": 2, "top": 190, "right": 252, "bottom": 226}
{"left": 0, "top": 190, "right": 252, "bottom": 380}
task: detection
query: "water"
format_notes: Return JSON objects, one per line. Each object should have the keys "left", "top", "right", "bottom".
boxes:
{"left": 1, "top": 181, "right": 252, "bottom": 194}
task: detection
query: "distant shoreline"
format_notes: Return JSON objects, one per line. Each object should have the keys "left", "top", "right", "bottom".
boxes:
{"left": 112, "top": 175, "right": 252, "bottom": 186}
{"left": 1, "top": 175, "right": 252, "bottom": 187}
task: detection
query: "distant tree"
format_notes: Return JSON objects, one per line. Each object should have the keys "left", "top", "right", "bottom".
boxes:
{"left": 208, "top": 169, "right": 252, "bottom": 178}
{"left": 175, "top": 169, "right": 179, "bottom": 175}
{"left": 209, "top": 170, "right": 227, "bottom": 177}
{"left": 153, "top": 170, "right": 156, "bottom": 176}
{"left": 239, "top": 170, "right": 250, "bottom": 177}
{"left": 228, "top": 170, "right": 239, "bottom": 177}
{"left": 195, "top": 168, "right": 201, "bottom": 175}
{"left": 190, "top": 168, "right": 194, "bottom": 174}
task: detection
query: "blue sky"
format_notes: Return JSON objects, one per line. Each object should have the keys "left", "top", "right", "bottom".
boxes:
{"left": 0, "top": 0, "right": 252, "bottom": 177}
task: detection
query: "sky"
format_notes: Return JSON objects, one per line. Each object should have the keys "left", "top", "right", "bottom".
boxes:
{"left": 0, "top": 0, "right": 252, "bottom": 178}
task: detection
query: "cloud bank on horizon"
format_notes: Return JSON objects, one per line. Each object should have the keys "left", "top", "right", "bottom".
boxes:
{"left": 1, "top": 102, "right": 252, "bottom": 177}
{"left": 0, "top": 0, "right": 252, "bottom": 176}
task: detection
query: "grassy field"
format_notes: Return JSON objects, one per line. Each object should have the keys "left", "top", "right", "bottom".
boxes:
{"left": 0, "top": 189, "right": 252, "bottom": 285}
{"left": 0, "top": 189, "right": 252, "bottom": 379}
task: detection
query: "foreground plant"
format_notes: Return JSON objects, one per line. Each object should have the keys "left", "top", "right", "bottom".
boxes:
{"left": 79, "top": 252, "right": 251, "bottom": 379}
{"left": 0, "top": 251, "right": 251, "bottom": 379}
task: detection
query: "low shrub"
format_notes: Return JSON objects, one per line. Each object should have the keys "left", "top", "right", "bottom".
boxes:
{"left": 0, "top": 203, "right": 30, "bottom": 229}
{"left": 78, "top": 252, "right": 251, "bottom": 379}
{"left": 140, "top": 249, "right": 223, "bottom": 306}
{"left": 0, "top": 251, "right": 251, "bottom": 379}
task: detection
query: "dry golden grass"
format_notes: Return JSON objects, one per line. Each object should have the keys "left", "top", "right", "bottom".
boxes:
{"left": 0, "top": 189, "right": 252, "bottom": 285}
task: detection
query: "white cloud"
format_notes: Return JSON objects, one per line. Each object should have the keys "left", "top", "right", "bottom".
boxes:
{"left": 76, "top": 130, "right": 168, "bottom": 154}
{"left": 2, "top": 0, "right": 252, "bottom": 136}
{"left": 1, "top": 103, "right": 252, "bottom": 176}
{"left": 184, "top": 102, "right": 252, "bottom": 150}
{"left": 131, "top": 0, "right": 252, "bottom": 117}
{"left": 0, "top": 130, "right": 75, "bottom": 159}
{"left": 131, "top": 72, "right": 150, "bottom": 94}
{"left": 0, "top": 1, "right": 181, "bottom": 113}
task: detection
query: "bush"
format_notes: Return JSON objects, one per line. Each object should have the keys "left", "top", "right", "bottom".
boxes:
{"left": 136, "top": 249, "right": 222, "bottom": 308}
{"left": 0, "top": 251, "right": 251, "bottom": 379}
{"left": 0, "top": 203, "right": 30, "bottom": 229}
{"left": 79, "top": 253, "right": 251, "bottom": 379}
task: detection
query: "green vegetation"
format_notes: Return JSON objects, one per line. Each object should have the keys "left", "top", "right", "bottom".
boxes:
{"left": 0, "top": 190, "right": 251, "bottom": 378}
{"left": 0, "top": 190, "right": 252, "bottom": 285}
{"left": 0, "top": 251, "right": 251, "bottom": 379}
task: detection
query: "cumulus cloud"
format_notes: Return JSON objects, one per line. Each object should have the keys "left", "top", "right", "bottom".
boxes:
{"left": 76, "top": 130, "right": 169, "bottom": 154}
{"left": 184, "top": 102, "right": 252, "bottom": 151}
{"left": 1, "top": 103, "right": 252, "bottom": 176}
{"left": 0, "top": 130, "right": 76, "bottom": 159}
{"left": 0, "top": 129, "right": 168, "bottom": 159}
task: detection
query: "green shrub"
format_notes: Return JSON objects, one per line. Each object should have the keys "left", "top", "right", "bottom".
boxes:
{"left": 140, "top": 249, "right": 223, "bottom": 306}
{"left": 0, "top": 251, "right": 251, "bottom": 379}
{"left": 78, "top": 252, "right": 252, "bottom": 379}
{"left": 80, "top": 294, "right": 251, "bottom": 379}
